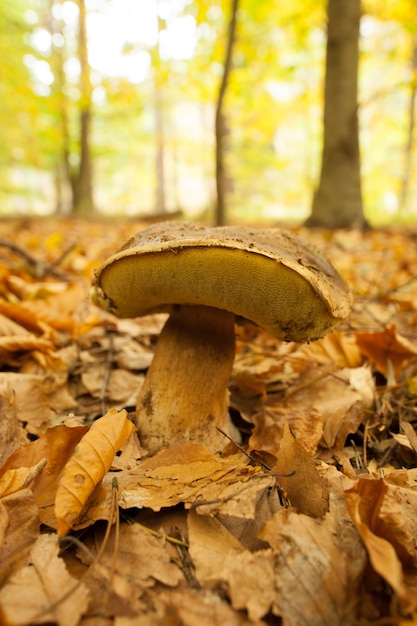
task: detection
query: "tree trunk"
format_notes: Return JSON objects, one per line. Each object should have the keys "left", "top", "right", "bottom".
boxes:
{"left": 154, "top": 79, "right": 167, "bottom": 215}
{"left": 399, "top": 36, "right": 417, "bottom": 215}
{"left": 215, "top": 0, "right": 239, "bottom": 227}
{"left": 48, "top": 0, "right": 73, "bottom": 214}
{"left": 151, "top": 5, "right": 168, "bottom": 217}
{"left": 307, "top": 0, "right": 365, "bottom": 228}
{"left": 73, "top": 0, "right": 94, "bottom": 217}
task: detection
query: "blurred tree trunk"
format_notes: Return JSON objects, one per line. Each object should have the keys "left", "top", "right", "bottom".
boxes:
{"left": 153, "top": 5, "right": 167, "bottom": 216}
{"left": 307, "top": 0, "right": 365, "bottom": 228}
{"left": 399, "top": 36, "right": 417, "bottom": 215}
{"left": 72, "top": 0, "right": 94, "bottom": 217}
{"left": 48, "top": 0, "right": 73, "bottom": 214}
{"left": 215, "top": 0, "right": 239, "bottom": 227}
{"left": 154, "top": 75, "right": 167, "bottom": 215}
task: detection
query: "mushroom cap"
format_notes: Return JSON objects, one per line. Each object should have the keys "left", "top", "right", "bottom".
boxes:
{"left": 92, "top": 222, "right": 352, "bottom": 342}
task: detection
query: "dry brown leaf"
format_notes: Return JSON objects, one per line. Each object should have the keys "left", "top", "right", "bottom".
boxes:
{"left": 0, "top": 301, "right": 51, "bottom": 336}
{"left": 0, "top": 488, "right": 40, "bottom": 583}
{"left": 1, "top": 281, "right": 88, "bottom": 333}
{"left": 55, "top": 408, "right": 135, "bottom": 535}
{"left": 81, "top": 366, "right": 144, "bottom": 405}
{"left": 0, "top": 312, "right": 32, "bottom": 336}
{"left": 0, "top": 373, "right": 55, "bottom": 435}
{"left": 0, "top": 459, "right": 46, "bottom": 498}
{"left": 71, "top": 440, "right": 262, "bottom": 531}
{"left": 0, "top": 336, "right": 54, "bottom": 367}
{"left": 83, "top": 522, "right": 183, "bottom": 595}
{"left": 273, "top": 424, "right": 329, "bottom": 518}
{"left": 115, "top": 337, "right": 153, "bottom": 370}
{"left": 194, "top": 473, "right": 281, "bottom": 550}
{"left": 293, "top": 331, "right": 363, "bottom": 368}
{"left": 344, "top": 477, "right": 417, "bottom": 612}
{"left": 356, "top": 325, "right": 417, "bottom": 379}
{"left": 400, "top": 421, "right": 417, "bottom": 456}
{"left": 159, "top": 588, "right": 267, "bottom": 626}
{"left": 259, "top": 495, "right": 367, "bottom": 626}
{"left": 188, "top": 510, "right": 276, "bottom": 621}
{"left": 0, "top": 391, "right": 27, "bottom": 466}
{"left": 0, "top": 424, "right": 88, "bottom": 506}
{"left": 249, "top": 404, "right": 323, "bottom": 456}
{"left": 284, "top": 365, "right": 373, "bottom": 450}
{"left": 0, "top": 533, "right": 89, "bottom": 626}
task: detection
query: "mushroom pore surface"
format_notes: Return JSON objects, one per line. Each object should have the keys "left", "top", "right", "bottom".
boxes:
{"left": 94, "top": 236, "right": 350, "bottom": 343}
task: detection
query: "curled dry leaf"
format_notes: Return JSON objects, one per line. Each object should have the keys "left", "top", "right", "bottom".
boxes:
{"left": 55, "top": 408, "right": 135, "bottom": 535}
{"left": 344, "top": 477, "right": 417, "bottom": 612}
{"left": 0, "top": 460, "right": 47, "bottom": 498}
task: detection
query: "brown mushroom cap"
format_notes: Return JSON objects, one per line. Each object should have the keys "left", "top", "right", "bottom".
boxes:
{"left": 93, "top": 222, "right": 351, "bottom": 343}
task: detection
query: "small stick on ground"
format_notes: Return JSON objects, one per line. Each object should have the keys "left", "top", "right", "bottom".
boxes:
{"left": 0, "top": 238, "right": 75, "bottom": 279}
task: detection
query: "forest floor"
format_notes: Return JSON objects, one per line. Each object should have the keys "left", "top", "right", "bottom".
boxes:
{"left": 1, "top": 217, "right": 417, "bottom": 626}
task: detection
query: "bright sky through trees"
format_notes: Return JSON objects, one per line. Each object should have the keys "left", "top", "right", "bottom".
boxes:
{"left": 29, "top": 0, "right": 198, "bottom": 90}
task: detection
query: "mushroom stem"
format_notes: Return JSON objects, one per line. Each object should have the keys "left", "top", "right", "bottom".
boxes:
{"left": 136, "top": 304, "right": 237, "bottom": 454}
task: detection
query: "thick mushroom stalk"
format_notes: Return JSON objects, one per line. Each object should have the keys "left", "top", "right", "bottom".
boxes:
{"left": 92, "top": 221, "right": 352, "bottom": 454}
{"left": 137, "top": 304, "right": 237, "bottom": 453}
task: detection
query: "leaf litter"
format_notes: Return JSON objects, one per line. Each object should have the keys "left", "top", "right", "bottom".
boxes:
{"left": 1, "top": 219, "right": 417, "bottom": 624}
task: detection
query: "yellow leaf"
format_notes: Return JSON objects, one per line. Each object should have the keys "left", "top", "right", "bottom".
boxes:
{"left": 55, "top": 408, "right": 135, "bottom": 536}
{"left": 0, "top": 459, "right": 46, "bottom": 497}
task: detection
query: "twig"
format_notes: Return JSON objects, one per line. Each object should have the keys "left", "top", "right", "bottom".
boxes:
{"left": 0, "top": 238, "right": 75, "bottom": 279}
{"left": 100, "top": 333, "right": 114, "bottom": 416}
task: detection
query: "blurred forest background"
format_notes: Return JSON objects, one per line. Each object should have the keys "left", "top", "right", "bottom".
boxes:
{"left": 1, "top": 0, "right": 417, "bottom": 227}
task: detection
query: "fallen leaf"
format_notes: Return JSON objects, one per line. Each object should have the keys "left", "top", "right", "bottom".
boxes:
{"left": 71, "top": 440, "right": 263, "bottom": 531}
{"left": 0, "top": 488, "right": 39, "bottom": 583}
{"left": 400, "top": 421, "right": 417, "bottom": 456}
{"left": 259, "top": 494, "right": 367, "bottom": 626}
{"left": 55, "top": 408, "right": 135, "bottom": 535}
{"left": 0, "top": 460, "right": 47, "bottom": 498}
{"left": 356, "top": 325, "right": 417, "bottom": 380}
{"left": 249, "top": 404, "right": 323, "bottom": 456}
{"left": 188, "top": 510, "right": 276, "bottom": 621}
{"left": 0, "top": 373, "right": 55, "bottom": 435}
{"left": 273, "top": 424, "right": 329, "bottom": 518}
{"left": 0, "top": 533, "right": 89, "bottom": 626}
{"left": 293, "top": 331, "right": 363, "bottom": 368}
{"left": 0, "top": 424, "right": 88, "bottom": 506}
{"left": 344, "top": 477, "right": 417, "bottom": 612}
{"left": 0, "top": 391, "right": 27, "bottom": 466}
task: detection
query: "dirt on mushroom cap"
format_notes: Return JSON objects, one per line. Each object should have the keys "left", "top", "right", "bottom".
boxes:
{"left": 92, "top": 222, "right": 352, "bottom": 343}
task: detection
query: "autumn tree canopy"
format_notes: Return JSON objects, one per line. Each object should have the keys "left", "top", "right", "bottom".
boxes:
{"left": 1, "top": 0, "right": 417, "bottom": 226}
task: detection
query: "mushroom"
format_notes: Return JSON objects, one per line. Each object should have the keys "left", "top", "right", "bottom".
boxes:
{"left": 92, "top": 222, "right": 352, "bottom": 454}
